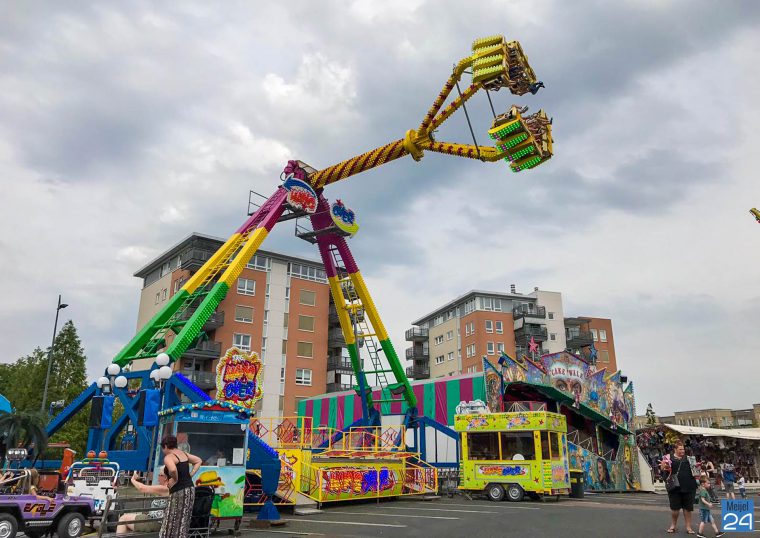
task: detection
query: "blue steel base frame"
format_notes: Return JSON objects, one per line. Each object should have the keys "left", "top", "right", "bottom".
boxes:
{"left": 407, "top": 414, "right": 460, "bottom": 468}
{"left": 46, "top": 370, "right": 210, "bottom": 471}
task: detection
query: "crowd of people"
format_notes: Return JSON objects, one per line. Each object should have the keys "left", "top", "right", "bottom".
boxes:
{"left": 637, "top": 426, "right": 759, "bottom": 483}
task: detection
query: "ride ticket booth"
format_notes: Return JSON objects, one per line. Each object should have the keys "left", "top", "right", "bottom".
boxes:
{"left": 155, "top": 400, "right": 253, "bottom": 528}
{"left": 455, "top": 405, "right": 570, "bottom": 502}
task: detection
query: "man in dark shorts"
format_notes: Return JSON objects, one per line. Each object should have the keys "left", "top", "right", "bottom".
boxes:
{"left": 660, "top": 440, "right": 699, "bottom": 534}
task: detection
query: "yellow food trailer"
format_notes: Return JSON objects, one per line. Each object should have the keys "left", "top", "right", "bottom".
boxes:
{"left": 455, "top": 410, "right": 570, "bottom": 501}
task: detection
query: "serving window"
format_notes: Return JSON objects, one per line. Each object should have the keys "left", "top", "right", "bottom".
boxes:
{"left": 173, "top": 422, "right": 245, "bottom": 466}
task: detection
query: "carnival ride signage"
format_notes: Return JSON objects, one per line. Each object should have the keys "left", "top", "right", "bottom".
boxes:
{"left": 216, "top": 347, "right": 263, "bottom": 409}
{"left": 283, "top": 175, "right": 318, "bottom": 214}
{"left": 330, "top": 199, "right": 359, "bottom": 236}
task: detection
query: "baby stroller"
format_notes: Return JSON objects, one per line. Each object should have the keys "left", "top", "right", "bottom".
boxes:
{"left": 189, "top": 486, "right": 214, "bottom": 538}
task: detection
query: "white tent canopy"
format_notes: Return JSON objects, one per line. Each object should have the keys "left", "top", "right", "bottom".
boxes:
{"left": 664, "top": 423, "right": 760, "bottom": 441}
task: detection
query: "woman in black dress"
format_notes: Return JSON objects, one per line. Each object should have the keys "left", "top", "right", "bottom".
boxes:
{"left": 159, "top": 435, "right": 202, "bottom": 538}
{"left": 660, "top": 440, "right": 699, "bottom": 534}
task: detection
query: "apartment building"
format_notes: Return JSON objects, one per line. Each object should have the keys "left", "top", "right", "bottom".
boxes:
{"left": 133, "top": 233, "right": 345, "bottom": 417}
{"left": 406, "top": 285, "right": 618, "bottom": 380}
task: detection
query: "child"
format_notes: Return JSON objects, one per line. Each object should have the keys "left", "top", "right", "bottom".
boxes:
{"left": 737, "top": 474, "right": 746, "bottom": 499}
{"left": 697, "top": 478, "right": 726, "bottom": 538}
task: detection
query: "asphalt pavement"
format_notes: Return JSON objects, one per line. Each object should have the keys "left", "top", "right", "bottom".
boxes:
{"left": 241, "top": 492, "right": 760, "bottom": 538}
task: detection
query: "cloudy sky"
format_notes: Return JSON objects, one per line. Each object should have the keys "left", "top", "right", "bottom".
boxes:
{"left": 1, "top": 1, "right": 759, "bottom": 416}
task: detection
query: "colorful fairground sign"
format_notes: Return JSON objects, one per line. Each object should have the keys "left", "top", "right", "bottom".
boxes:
{"left": 216, "top": 347, "right": 263, "bottom": 409}
{"left": 281, "top": 161, "right": 318, "bottom": 214}
{"left": 330, "top": 199, "right": 359, "bottom": 236}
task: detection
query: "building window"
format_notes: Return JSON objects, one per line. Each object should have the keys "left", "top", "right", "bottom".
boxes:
{"left": 435, "top": 355, "right": 445, "bottom": 365}
{"left": 548, "top": 312, "right": 554, "bottom": 320}
{"left": 446, "top": 330, "right": 453, "bottom": 341}
{"left": 295, "top": 368, "right": 312, "bottom": 386}
{"left": 487, "top": 342, "right": 495, "bottom": 355}
{"left": 448, "top": 351, "right": 454, "bottom": 361}
{"left": 237, "top": 278, "right": 256, "bottom": 296}
{"left": 497, "top": 342, "right": 504, "bottom": 353}
{"left": 233, "top": 333, "right": 251, "bottom": 351}
{"left": 261, "top": 337, "right": 267, "bottom": 352}
{"left": 235, "top": 306, "right": 253, "bottom": 323}
{"left": 495, "top": 321, "right": 503, "bottom": 334}
{"left": 590, "top": 328, "right": 598, "bottom": 341}
{"left": 290, "top": 263, "right": 327, "bottom": 283}
{"left": 599, "top": 350, "right": 609, "bottom": 362}
{"left": 246, "top": 254, "right": 270, "bottom": 271}
{"left": 480, "top": 297, "right": 502, "bottom": 312}
{"left": 298, "top": 315, "right": 315, "bottom": 332}
{"left": 550, "top": 333, "right": 556, "bottom": 341}
{"left": 297, "top": 341, "right": 313, "bottom": 358}
{"left": 434, "top": 335, "right": 444, "bottom": 345}
{"left": 599, "top": 329, "right": 607, "bottom": 342}
{"left": 485, "top": 320, "right": 493, "bottom": 333}
{"left": 263, "top": 310, "right": 269, "bottom": 325}
{"left": 299, "top": 289, "right": 316, "bottom": 306}
{"left": 155, "top": 292, "right": 160, "bottom": 305}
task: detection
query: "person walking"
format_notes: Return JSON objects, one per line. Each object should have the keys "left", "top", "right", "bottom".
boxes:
{"left": 696, "top": 477, "right": 726, "bottom": 537}
{"left": 737, "top": 474, "right": 747, "bottom": 499}
{"left": 661, "top": 441, "right": 699, "bottom": 534}
{"left": 160, "top": 435, "right": 202, "bottom": 538}
{"left": 722, "top": 462, "right": 736, "bottom": 500}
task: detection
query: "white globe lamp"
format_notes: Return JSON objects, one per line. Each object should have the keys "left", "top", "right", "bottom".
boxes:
{"left": 155, "top": 353, "right": 171, "bottom": 367}
{"left": 106, "top": 363, "right": 121, "bottom": 376}
{"left": 114, "top": 376, "right": 128, "bottom": 389}
{"left": 158, "top": 366, "right": 173, "bottom": 380}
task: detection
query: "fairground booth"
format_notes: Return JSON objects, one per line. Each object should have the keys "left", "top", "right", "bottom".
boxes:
{"left": 299, "top": 351, "right": 648, "bottom": 493}
{"left": 637, "top": 423, "right": 760, "bottom": 486}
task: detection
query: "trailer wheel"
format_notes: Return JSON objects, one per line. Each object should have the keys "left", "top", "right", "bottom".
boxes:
{"left": 506, "top": 483, "right": 525, "bottom": 502}
{"left": 0, "top": 514, "right": 17, "bottom": 538}
{"left": 485, "top": 483, "right": 505, "bottom": 502}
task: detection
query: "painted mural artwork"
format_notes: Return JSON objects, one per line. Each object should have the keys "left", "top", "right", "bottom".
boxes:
{"left": 194, "top": 465, "right": 246, "bottom": 518}
{"left": 494, "top": 351, "right": 640, "bottom": 492}
{"left": 483, "top": 358, "right": 504, "bottom": 412}
{"left": 216, "top": 347, "right": 263, "bottom": 409}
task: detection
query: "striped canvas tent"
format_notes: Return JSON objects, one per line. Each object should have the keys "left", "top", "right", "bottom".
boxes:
{"left": 297, "top": 373, "right": 486, "bottom": 429}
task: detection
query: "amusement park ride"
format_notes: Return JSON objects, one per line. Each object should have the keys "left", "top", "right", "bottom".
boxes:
{"left": 37, "top": 34, "right": 554, "bottom": 516}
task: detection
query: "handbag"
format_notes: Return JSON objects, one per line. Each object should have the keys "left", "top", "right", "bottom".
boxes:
{"left": 666, "top": 460, "right": 683, "bottom": 492}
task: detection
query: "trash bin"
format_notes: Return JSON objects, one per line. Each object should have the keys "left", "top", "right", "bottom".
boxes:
{"left": 569, "top": 470, "right": 585, "bottom": 499}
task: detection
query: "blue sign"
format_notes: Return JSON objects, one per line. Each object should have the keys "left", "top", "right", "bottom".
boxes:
{"left": 721, "top": 499, "right": 753, "bottom": 532}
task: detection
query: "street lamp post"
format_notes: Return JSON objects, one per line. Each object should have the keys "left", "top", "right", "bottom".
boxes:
{"left": 41, "top": 295, "right": 68, "bottom": 414}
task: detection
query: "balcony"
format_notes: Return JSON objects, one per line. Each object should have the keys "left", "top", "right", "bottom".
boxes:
{"left": 326, "top": 382, "right": 352, "bottom": 393}
{"left": 328, "top": 328, "right": 345, "bottom": 348}
{"left": 512, "top": 305, "right": 546, "bottom": 320}
{"left": 327, "top": 356, "right": 354, "bottom": 372}
{"left": 406, "top": 365, "right": 430, "bottom": 379}
{"left": 183, "top": 340, "right": 222, "bottom": 360}
{"left": 405, "top": 344, "right": 429, "bottom": 360}
{"left": 566, "top": 331, "right": 594, "bottom": 349}
{"left": 183, "top": 371, "right": 216, "bottom": 390}
{"left": 515, "top": 346, "right": 546, "bottom": 358}
{"left": 514, "top": 325, "right": 548, "bottom": 342}
{"left": 405, "top": 327, "right": 429, "bottom": 342}
{"left": 328, "top": 306, "right": 339, "bottom": 325}
{"left": 177, "top": 308, "right": 225, "bottom": 330}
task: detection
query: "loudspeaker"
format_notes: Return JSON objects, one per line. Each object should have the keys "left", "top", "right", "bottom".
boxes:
{"left": 138, "top": 389, "right": 161, "bottom": 427}
{"left": 89, "top": 396, "right": 115, "bottom": 429}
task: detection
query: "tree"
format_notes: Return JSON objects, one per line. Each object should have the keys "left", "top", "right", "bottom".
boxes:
{"left": 0, "top": 320, "right": 90, "bottom": 455}
{"left": 645, "top": 403, "right": 657, "bottom": 426}
{"left": 0, "top": 410, "right": 48, "bottom": 465}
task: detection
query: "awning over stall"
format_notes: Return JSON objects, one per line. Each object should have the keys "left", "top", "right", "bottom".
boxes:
{"left": 664, "top": 424, "right": 760, "bottom": 441}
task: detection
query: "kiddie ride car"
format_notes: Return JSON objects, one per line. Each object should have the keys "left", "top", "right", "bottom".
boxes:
{"left": 0, "top": 469, "right": 96, "bottom": 538}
